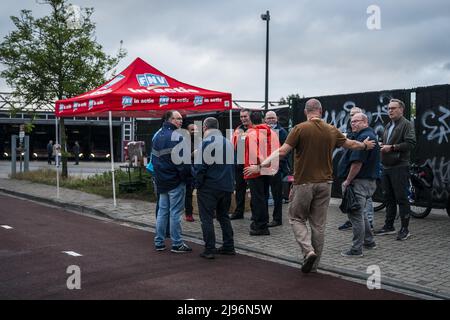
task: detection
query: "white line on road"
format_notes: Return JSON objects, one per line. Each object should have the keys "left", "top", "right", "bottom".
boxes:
{"left": 62, "top": 251, "right": 83, "bottom": 257}
{"left": 1, "top": 225, "right": 13, "bottom": 229}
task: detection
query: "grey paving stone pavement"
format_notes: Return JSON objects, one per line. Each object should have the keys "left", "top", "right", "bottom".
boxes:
{"left": 1, "top": 177, "right": 449, "bottom": 299}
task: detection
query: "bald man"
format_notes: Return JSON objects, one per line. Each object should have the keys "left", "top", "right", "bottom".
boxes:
{"left": 245, "top": 99, "right": 376, "bottom": 273}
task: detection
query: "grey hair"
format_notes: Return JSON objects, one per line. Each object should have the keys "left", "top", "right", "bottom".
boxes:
{"left": 203, "top": 117, "right": 219, "bottom": 130}
{"left": 305, "top": 98, "right": 322, "bottom": 113}
{"left": 350, "top": 107, "right": 362, "bottom": 115}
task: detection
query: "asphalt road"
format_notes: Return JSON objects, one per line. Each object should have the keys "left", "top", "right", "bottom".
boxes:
{"left": 0, "top": 193, "right": 415, "bottom": 300}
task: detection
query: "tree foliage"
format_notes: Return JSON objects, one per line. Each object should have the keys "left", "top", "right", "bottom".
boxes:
{"left": 0, "top": 0, "right": 126, "bottom": 102}
{"left": 0, "top": 0, "right": 126, "bottom": 177}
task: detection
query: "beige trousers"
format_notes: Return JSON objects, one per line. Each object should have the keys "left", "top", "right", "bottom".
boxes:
{"left": 288, "top": 182, "right": 332, "bottom": 270}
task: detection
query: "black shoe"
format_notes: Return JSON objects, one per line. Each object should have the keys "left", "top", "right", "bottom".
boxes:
{"left": 215, "top": 246, "right": 236, "bottom": 255}
{"left": 249, "top": 228, "right": 270, "bottom": 236}
{"left": 200, "top": 251, "right": 215, "bottom": 259}
{"left": 171, "top": 243, "right": 192, "bottom": 253}
{"left": 340, "top": 249, "right": 363, "bottom": 257}
{"left": 396, "top": 228, "right": 411, "bottom": 241}
{"left": 301, "top": 251, "right": 317, "bottom": 273}
{"left": 229, "top": 213, "right": 244, "bottom": 220}
{"left": 338, "top": 220, "right": 352, "bottom": 230}
{"left": 374, "top": 225, "right": 396, "bottom": 235}
{"left": 363, "top": 242, "right": 377, "bottom": 250}
{"left": 267, "top": 220, "right": 282, "bottom": 227}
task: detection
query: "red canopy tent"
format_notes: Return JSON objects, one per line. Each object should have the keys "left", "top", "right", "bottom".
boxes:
{"left": 55, "top": 57, "right": 232, "bottom": 118}
{"left": 54, "top": 57, "right": 232, "bottom": 206}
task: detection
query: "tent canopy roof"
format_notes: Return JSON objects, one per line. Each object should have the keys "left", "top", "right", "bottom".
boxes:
{"left": 55, "top": 57, "right": 232, "bottom": 118}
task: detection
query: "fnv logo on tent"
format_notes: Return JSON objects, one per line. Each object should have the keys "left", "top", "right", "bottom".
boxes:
{"left": 159, "top": 96, "right": 169, "bottom": 106}
{"left": 194, "top": 96, "right": 204, "bottom": 106}
{"left": 59, "top": 104, "right": 70, "bottom": 112}
{"left": 137, "top": 73, "right": 169, "bottom": 88}
{"left": 122, "top": 96, "right": 133, "bottom": 107}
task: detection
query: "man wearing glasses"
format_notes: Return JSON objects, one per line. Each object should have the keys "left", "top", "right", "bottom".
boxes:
{"left": 152, "top": 110, "right": 192, "bottom": 253}
{"left": 374, "top": 99, "right": 416, "bottom": 241}
{"left": 338, "top": 113, "right": 380, "bottom": 257}
{"left": 229, "top": 109, "right": 253, "bottom": 220}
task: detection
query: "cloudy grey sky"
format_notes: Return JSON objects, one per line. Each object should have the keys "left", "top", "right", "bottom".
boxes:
{"left": 1, "top": 0, "right": 449, "bottom": 101}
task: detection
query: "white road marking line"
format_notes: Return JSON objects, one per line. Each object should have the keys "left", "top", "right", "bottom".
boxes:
{"left": 62, "top": 251, "right": 83, "bottom": 257}
{"left": 1, "top": 225, "right": 13, "bottom": 229}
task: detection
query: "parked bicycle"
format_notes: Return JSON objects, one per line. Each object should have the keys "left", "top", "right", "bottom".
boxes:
{"left": 373, "top": 163, "right": 434, "bottom": 219}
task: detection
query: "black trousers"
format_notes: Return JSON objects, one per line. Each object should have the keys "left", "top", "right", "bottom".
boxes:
{"left": 269, "top": 171, "right": 283, "bottom": 223}
{"left": 248, "top": 176, "right": 270, "bottom": 231}
{"left": 234, "top": 165, "right": 247, "bottom": 215}
{"left": 382, "top": 166, "right": 410, "bottom": 229}
{"left": 197, "top": 189, "right": 234, "bottom": 252}
{"left": 47, "top": 152, "right": 52, "bottom": 164}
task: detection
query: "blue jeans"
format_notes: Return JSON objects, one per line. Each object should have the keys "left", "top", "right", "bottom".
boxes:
{"left": 154, "top": 183, "right": 186, "bottom": 247}
{"left": 364, "top": 197, "right": 374, "bottom": 223}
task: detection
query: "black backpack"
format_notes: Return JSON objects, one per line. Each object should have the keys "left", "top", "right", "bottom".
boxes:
{"left": 339, "top": 185, "right": 361, "bottom": 214}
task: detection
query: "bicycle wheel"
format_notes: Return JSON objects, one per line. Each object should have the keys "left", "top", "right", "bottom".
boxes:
{"left": 409, "top": 186, "right": 433, "bottom": 219}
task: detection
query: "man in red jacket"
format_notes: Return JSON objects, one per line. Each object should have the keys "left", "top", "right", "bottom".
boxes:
{"left": 243, "top": 111, "right": 279, "bottom": 235}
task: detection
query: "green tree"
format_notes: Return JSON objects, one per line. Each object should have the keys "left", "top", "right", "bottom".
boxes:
{"left": 0, "top": 0, "right": 126, "bottom": 177}
{"left": 279, "top": 93, "right": 302, "bottom": 105}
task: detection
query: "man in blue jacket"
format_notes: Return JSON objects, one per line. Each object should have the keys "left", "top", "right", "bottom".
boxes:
{"left": 193, "top": 117, "right": 235, "bottom": 259}
{"left": 152, "top": 110, "right": 192, "bottom": 253}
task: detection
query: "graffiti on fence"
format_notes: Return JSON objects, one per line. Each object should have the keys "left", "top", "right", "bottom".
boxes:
{"left": 421, "top": 105, "right": 450, "bottom": 144}
{"left": 423, "top": 156, "right": 450, "bottom": 201}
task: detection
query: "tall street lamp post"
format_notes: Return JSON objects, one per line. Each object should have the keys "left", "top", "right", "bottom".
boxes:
{"left": 261, "top": 10, "right": 270, "bottom": 111}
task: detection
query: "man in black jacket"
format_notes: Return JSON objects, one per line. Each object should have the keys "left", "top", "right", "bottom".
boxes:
{"left": 193, "top": 117, "right": 235, "bottom": 259}
{"left": 375, "top": 99, "right": 416, "bottom": 241}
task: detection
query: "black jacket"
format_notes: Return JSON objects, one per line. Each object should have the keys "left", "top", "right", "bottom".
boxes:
{"left": 381, "top": 116, "right": 416, "bottom": 168}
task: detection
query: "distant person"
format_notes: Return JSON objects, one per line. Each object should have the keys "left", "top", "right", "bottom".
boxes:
{"left": 375, "top": 98, "right": 416, "bottom": 241}
{"left": 53, "top": 142, "right": 61, "bottom": 166}
{"left": 152, "top": 110, "right": 192, "bottom": 253}
{"left": 73, "top": 141, "right": 80, "bottom": 165}
{"left": 47, "top": 140, "right": 53, "bottom": 164}
{"left": 248, "top": 99, "right": 376, "bottom": 273}
{"left": 193, "top": 117, "right": 235, "bottom": 259}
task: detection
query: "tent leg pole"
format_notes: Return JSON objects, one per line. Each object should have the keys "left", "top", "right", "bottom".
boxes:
{"left": 229, "top": 108, "right": 233, "bottom": 140}
{"left": 56, "top": 117, "right": 59, "bottom": 199}
{"left": 109, "top": 111, "right": 117, "bottom": 207}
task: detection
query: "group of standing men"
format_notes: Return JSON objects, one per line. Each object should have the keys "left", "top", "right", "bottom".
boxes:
{"left": 151, "top": 97, "right": 416, "bottom": 272}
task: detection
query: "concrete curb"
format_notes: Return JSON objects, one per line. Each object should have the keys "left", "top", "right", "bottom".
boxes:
{"left": 1, "top": 186, "right": 448, "bottom": 300}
